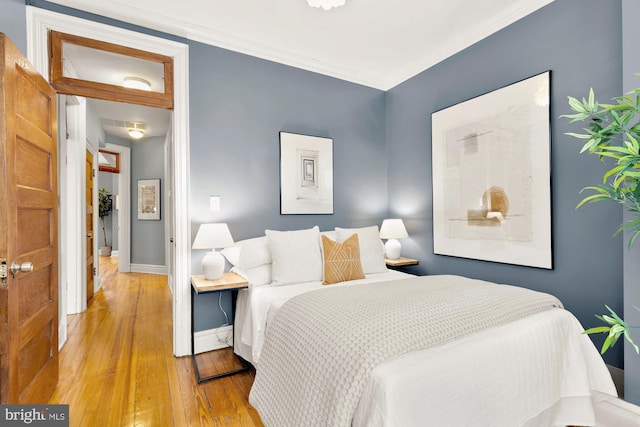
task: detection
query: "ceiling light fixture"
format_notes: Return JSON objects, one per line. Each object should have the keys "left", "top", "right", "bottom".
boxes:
{"left": 123, "top": 76, "right": 152, "bottom": 91}
{"left": 128, "top": 129, "right": 144, "bottom": 139}
{"left": 128, "top": 122, "right": 146, "bottom": 139}
{"left": 307, "top": 0, "right": 345, "bottom": 11}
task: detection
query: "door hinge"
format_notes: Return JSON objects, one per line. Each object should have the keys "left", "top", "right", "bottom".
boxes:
{"left": 93, "top": 169, "right": 96, "bottom": 178}
{"left": 0, "top": 259, "right": 7, "bottom": 288}
{"left": 93, "top": 267, "right": 97, "bottom": 276}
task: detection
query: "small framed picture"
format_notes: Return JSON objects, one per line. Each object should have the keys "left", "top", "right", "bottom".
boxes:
{"left": 137, "top": 179, "right": 160, "bottom": 220}
{"left": 280, "top": 132, "right": 333, "bottom": 215}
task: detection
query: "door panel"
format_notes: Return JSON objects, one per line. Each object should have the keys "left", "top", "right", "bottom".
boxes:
{"left": 0, "top": 33, "right": 58, "bottom": 403}
{"left": 86, "top": 151, "right": 94, "bottom": 303}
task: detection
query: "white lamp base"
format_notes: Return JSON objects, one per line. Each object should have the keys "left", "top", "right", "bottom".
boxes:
{"left": 384, "top": 239, "right": 402, "bottom": 260}
{"left": 202, "top": 250, "right": 225, "bottom": 280}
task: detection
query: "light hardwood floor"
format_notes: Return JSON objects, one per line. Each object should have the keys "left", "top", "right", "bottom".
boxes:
{"left": 49, "top": 256, "right": 263, "bottom": 427}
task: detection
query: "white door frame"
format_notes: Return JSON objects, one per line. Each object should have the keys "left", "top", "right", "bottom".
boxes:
{"left": 27, "top": 7, "right": 193, "bottom": 357}
{"left": 62, "top": 95, "right": 87, "bottom": 317}
{"left": 104, "top": 143, "right": 131, "bottom": 274}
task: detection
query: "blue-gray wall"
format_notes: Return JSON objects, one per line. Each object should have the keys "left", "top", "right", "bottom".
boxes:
{"left": 1, "top": 0, "right": 26, "bottom": 53}
{"left": 386, "top": 0, "right": 624, "bottom": 368}
{"left": 622, "top": 0, "right": 640, "bottom": 404}
{"left": 131, "top": 135, "right": 166, "bottom": 266}
{"left": 188, "top": 42, "right": 387, "bottom": 330}
{"left": 8, "top": 0, "right": 631, "bottom": 373}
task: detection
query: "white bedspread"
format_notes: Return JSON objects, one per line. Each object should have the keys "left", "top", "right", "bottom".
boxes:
{"left": 249, "top": 275, "right": 594, "bottom": 427}
{"left": 353, "top": 308, "right": 617, "bottom": 427}
{"left": 234, "top": 270, "right": 412, "bottom": 364}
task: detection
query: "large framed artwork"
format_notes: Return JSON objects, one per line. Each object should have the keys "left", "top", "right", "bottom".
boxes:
{"left": 137, "top": 179, "right": 161, "bottom": 220}
{"left": 280, "top": 132, "right": 334, "bottom": 215}
{"left": 431, "top": 71, "right": 552, "bottom": 269}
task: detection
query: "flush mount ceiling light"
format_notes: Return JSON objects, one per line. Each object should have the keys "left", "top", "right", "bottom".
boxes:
{"left": 123, "top": 76, "right": 152, "bottom": 91}
{"left": 307, "top": 0, "right": 346, "bottom": 11}
{"left": 128, "top": 129, "right": 144, "bottom": 139}
{"left": 128, "top": 122, "right": 146, "bottom": 139}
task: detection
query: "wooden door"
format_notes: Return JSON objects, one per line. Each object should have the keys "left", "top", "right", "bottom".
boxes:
{"left": 0, "top": 34, "right": 58, "bottom": 403}
{"left": 86, "top": 151, "right": 94, "bottom": 303}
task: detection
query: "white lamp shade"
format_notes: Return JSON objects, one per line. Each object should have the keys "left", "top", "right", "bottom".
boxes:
{"left": 192, "top": 223, "right": 234, "bottom": 250}
{"left": 379, "top": 219, "right": 408, "bottom": 239}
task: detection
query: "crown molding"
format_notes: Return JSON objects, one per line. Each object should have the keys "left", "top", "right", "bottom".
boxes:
{"left": 42, "top": 0, "right": 554, "bottom": 91}
{"left": 41, "top": 0, "right": 386, "bottom": 89}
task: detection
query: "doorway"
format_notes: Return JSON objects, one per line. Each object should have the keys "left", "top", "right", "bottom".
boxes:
{"left": 27, "top": 7, "right": 193, "bottom": 357}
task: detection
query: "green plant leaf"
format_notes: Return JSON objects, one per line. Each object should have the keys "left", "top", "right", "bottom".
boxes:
{"left": 568, "top": 96, "right": 587, "bottom": 113}
{"left": 583, "top": 326, "right": 611, "bottom": 335}
{"left": 588, "top": 88, "right": 595, "bottom": 109}
{"left": 606, "top": 305, "right": 626, "bottom": 324}
{"left": 601, "top": 332, "right": 618, "bottom": 354}
{"left": 563, "top": 78, "right": 640, "bottom": 248}
{"left": 625, "top": 329, "right": 640, "bottom": 354}
{"left": 564, "top": 132, "right": 591, "bottom": 139}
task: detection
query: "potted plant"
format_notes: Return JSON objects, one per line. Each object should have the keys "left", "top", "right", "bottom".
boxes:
{"left": 562, "top": 83, "right": 640, "bottom": 354}
{"left": 98, "top": 188, "right": 113, "bottom": 256}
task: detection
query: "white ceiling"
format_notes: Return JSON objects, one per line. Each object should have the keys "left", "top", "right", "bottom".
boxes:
{"left": 49, "top": 0, "right": 554, "bottom": 140}
{"left": 46, "top": 0, "right": 554, "bottom": 91}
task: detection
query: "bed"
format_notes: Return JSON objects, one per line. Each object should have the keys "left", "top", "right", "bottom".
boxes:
{"left": 224, "top": 226, "right": 617, "bottom": 427}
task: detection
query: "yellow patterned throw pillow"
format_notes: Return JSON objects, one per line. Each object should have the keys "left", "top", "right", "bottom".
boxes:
{"left": 321, "top": 234, "right": 365, "bottom": 285}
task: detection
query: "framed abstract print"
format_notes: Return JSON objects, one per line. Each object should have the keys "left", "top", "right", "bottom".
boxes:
{"left": 431, "top": 71, "right": 552, "bottom": 269}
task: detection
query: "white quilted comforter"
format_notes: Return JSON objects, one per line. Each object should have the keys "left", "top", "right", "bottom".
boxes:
{"left": 249, "top": 275, "right": 613, "bottom": 427}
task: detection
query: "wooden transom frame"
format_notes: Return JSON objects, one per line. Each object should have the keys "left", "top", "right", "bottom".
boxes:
{"left": 48, "top": 30, "right": 174, "bottom": 109}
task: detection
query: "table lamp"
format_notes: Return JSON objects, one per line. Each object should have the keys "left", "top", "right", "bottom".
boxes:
{"left": 379, "top": 219, "right": 408, "bottom": 260}
{"left": 192, "top": 223, "right": 235, "bottom": 280}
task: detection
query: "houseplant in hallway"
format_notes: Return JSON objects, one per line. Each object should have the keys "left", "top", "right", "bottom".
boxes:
{"left": 562, "top": 83, "right": 640, "bottom": 354}
{"left": 98, "top": 188, "right": 114, "bottom": 257}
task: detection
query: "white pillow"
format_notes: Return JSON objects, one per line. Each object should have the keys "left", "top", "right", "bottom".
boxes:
{"left": 320, "top": 230, "right": 337, "bottom": 241}
{"left": 220, "top": 245, "right": 241, "bottom": 267}
{"left": 266, "top": 226, "right": 322, "bottom": 286}
{"left": 238, "top": 236, "right": 271, "bottom": 269}
{"left": 221, "top": 236, "right": 272, "bottom": 270}
{"left": 231, "top": 264, "right": 272, "bottom": 287}
{"left": 335, "top": 226, "right": 387, "bottom": 274}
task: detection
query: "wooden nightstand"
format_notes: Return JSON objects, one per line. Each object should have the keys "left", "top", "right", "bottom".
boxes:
{"left": 385, "top": 257, "right": 419, "bottom": 267}
{"left": 191, "top": 272, "right": 249, "bottom": 383}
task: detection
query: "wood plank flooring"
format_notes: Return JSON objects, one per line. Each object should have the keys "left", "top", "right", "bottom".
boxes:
{"left": 49, "top": 257, "right": 264, "bottom": 427}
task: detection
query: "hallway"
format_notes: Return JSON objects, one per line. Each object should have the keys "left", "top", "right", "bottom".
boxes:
{"left": 48, "top": 257, "right": 262, "bottom": 426}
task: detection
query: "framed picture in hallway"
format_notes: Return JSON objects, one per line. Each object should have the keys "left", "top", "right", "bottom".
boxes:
{"left": 431, "top": 71, "right": 552, "bottom": 269}
{"left": 137, "top": 179, "right": 161, "bottom": 220}
{"left": 279, "top": 131, "right": 333, "bottom": 215}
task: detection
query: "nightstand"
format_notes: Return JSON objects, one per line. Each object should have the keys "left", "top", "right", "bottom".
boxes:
{"left": 191, "top": 272, "right": 249, "bottom": 383}
{"left": 385, "top": 257, "right": 419, "bottom": 268}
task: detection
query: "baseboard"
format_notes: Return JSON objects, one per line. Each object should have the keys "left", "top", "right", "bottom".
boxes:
{"left": 111, "top": 250, "right": 119, "bottom": 257}
{"left": 194, "top": 325, "right": 232, "bottom": 354}
{"left": 130, "top": 263, "right": 167, "bottom": 275}
{"left": 594, "top": 391, "right": 640, "bottom": 427}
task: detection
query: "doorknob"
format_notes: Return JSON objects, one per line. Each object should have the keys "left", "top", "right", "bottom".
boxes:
{"left": 10, "top": 261, "right": 33, "bottom": 278}
{"left": 86, "top": 232, "right": 93, "bottom": 238}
